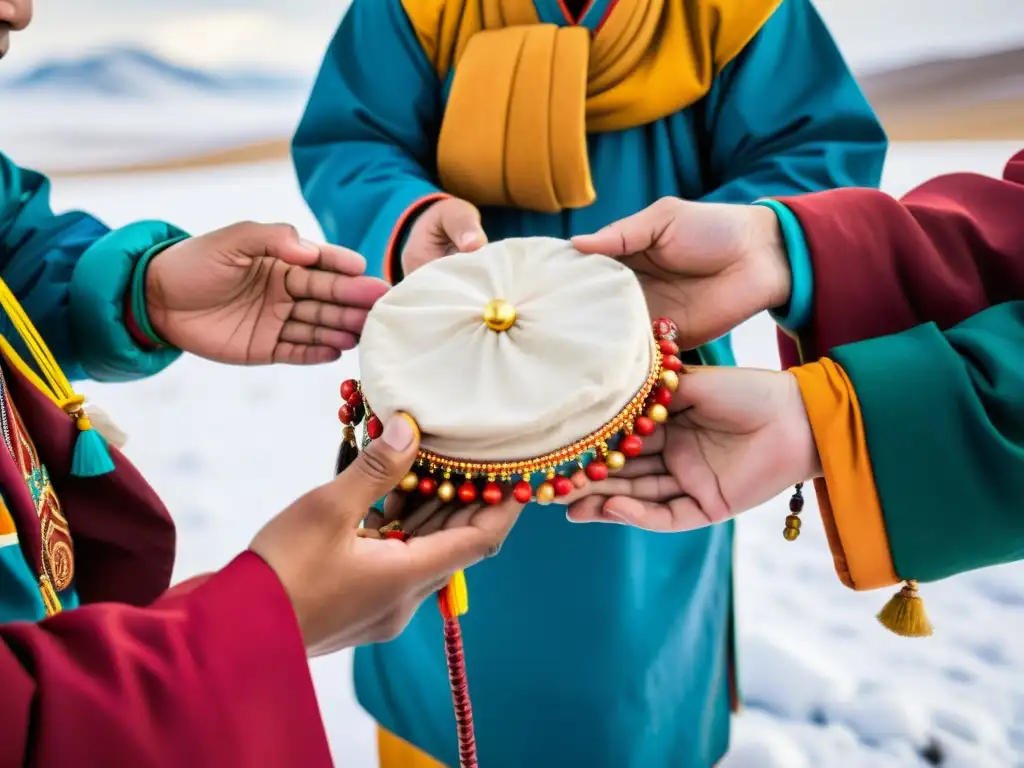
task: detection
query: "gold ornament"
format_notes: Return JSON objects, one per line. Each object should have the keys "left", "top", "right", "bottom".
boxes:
{"left": 482, "top": 298, "right": 517, "bottom": 332}
{"left": 438, "top": 481, "right": 456, "bottom": 502}
{"left": 648, "top": 404, "right": 669, "bottom": 423}
{"left": 659, "top": 369, "right": 680, "bottom": 392}
{"left": 535, "top": 482, "right": 556, "bottom": 505}
{"left": 399, "top": 471, "right": 419, "bottom": 492}
{"left": 606, "top": 451, "right": 626, "bottom": 471}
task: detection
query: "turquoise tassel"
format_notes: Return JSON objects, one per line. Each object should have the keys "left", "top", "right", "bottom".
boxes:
{"left": 71, "top": 427, "right": 115, "bottom": 477}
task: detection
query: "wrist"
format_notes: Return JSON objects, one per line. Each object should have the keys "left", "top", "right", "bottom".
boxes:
{"left": 141, "top": 237, "right": 188, "bottom": 345}
{"left": 782, "top": 371, "right": 823, "bottom": 482}
{"left": 748, "top": 204, "right": 792, "bottom": 312}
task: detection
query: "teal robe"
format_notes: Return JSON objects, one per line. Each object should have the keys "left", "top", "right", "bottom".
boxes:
{"left": 293, "top": 0, "right": 886, "bottom": 764}
{"left": 0, "top": 153, "right": 181, "bottom": 623}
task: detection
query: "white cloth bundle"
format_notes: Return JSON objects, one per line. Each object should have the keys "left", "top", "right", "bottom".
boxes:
{"left": 358, "top": 237, "right": 653, "bottom": 461}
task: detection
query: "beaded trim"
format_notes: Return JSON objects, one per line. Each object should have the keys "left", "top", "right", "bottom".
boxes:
{"left": 336, "top": 317, "right": 683, "bottom": 505}
{"left": 414, "top": 334, "right": 662, "bottom": 479}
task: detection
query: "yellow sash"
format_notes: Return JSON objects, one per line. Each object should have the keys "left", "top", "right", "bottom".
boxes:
{"left": 403, "top": 0, "right": 782, "bottom": 212}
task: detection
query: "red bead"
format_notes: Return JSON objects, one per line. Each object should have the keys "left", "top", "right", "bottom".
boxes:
{"left": 585, "top": 461, "right": 609, "bottom": 482}
{"left": 457, "top": 482, "right": 478, "bottom": 504}
{"left": 338, "top": 404, "right": 354, "bottom": 424}
{"left": 513, "top": 481, "right": 533, "bottom": 504}
{"left": 418, "top": 477, "right": 437, "bottom": 496}
{"left": 346, "top": 391, "right": 363, "bottom": 408}
{"left": 662, "top": 355, "right": 683, "bottom": 372}
{"left": 482, "top": 482, "right": 503, "bottom": 505}
{"left": 366, "top": 415, "right": 383, "bottom": 439}
{"left": 634, "top": 416, "right": 656, "bottom": 436}
{"left": 551, "top": 476, "right": 574, "bottom": 497}
{"left": 340, "top": 379, "right": 358, "bottom": 400}
{"left": 653, "top": 386, "right": 673, "bottom": 407}
{"left": 620, "top": 434, "right": 643, "bottom": 457}
{"left": 658, "top": 339, "right": 679, "bottom": 356}
{"left": 653, "top": 318, "right": 678, "bottom": 341}
{"left": 385, "top": 530, "right": 408, "bottom": 541}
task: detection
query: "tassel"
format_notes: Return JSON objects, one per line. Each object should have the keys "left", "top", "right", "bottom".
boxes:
{"left": 69, "top": 408, "right": 115, "bottom": 478}
{"left": 877, "top": 580, "right": 933, "bottom": 638}
{"left": 447, "top": 570, "right": 470, "bottom": 617}
{"left": 439, "top": 570, "right": 477, "bottom": 768}
{"left": 335, "top": 426, "right": 359, "bottom": 476}
{"left": 39, "top": 574, "right": 62, "bottom": 616}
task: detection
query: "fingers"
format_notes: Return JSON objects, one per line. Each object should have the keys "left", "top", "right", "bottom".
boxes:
{"left": 403, "top": 497, "right": 524, "bottom": 579}
{"left": 278, "top": 322, "right": 358, "bottom": 351}
{"left": 605, "top": 496, "right": 713, "bottom": 532}
{"left": 313, "top": 243, "right": 370, "bottom": 276}
{"left": 286, "top": 271, "right": 389, "bottom": 308}
{"left": 437, "top": 198, "right": 487, "bottom": 252}
{"left": 271, "top": 343, "right": 341, "bottom": 366}
{"left": 328, "top": 413, "right": 421, "bottom": 523}
{"left": 290, "top": 300, "right": 373, "bottom": 336}
{"left": 225, "top": 222, "right": 323, "bottom": 267}
{"left": 570, "top": 197, "right": 681, "bottom": 257}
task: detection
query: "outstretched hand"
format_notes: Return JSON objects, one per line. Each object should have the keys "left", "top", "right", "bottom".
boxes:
{"left": 572, "top": 198, "right": 792, "bottom": 350}
{"left": 146, "top": 222, "right": 390, "bottom": 366}
{"left": 564, "top": 366, "right": 821, "bottom": 532}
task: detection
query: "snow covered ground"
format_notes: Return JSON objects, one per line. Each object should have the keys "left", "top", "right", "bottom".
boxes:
{"left": 28, "top": 141, "right": 1021, "bottom": 767}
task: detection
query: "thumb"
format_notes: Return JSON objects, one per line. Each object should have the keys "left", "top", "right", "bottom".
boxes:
{"left": 330, "top": 413, "right": 421, "bottom": 523}
{"left": 231, "top": 222, "right": 322, "bottom": 267}
{"left": 571, "top": 197, "right": 681, "bottom": 257}
{"left": 438, "top": 199, "right": 487, "bottom": 252}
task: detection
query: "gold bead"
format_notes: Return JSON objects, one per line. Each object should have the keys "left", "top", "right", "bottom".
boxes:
{"left": 482, "top": 298, "right": 517, "bottom": 332}
{"left": 785, "top": 514, "right": 802, "bottom": 529}
{"left": 659, "top": 370, "right": 680, "bottom": 392}
{"left": 535, "top": 482, "right": 556, "bottom": 505}
{"left": 606, "top": 451, "right": 626, "bottom": 471}
{"left": 783, "top": 527, "right": 800, "bottom": 541}
{"left": 437, "top": 481, "right": 455, "bottom": 502}
{"left": 399, "top": 471, "right": 419, "bottom": 492}
{"left": 648, "top": 403, "right": 669, "bottom": 423}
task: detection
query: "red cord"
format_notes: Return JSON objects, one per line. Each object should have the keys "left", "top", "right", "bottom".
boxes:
{"left": 441, "top": 598, "right": 478, "bottom": 767}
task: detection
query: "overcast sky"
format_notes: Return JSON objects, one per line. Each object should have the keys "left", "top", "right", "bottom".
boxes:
{"left": 10, "top": 0, "right": 1024, "bottom": 74}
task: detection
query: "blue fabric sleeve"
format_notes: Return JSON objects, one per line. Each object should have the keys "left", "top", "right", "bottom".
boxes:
{"left": 752, "top": 199, "right": 812, "bottom": 332}
{"left": 291, "top": 0, "right": 445, "bottom": 280}
{"left": 0, "top": 153, "right": 183, "bottom": 383}
{"left": 697, "top": 0, "right": 888, "bottom": 204}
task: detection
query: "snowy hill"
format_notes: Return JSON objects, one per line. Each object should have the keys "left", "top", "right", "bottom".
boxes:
{"left": 0, "top": 46, "right": 307, "bottom": 99}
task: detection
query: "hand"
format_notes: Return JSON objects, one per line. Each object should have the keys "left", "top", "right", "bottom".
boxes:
{"left": 571, "top": 198, "right": 790, "bottom": 349}
{"left": 564, "top": 367, "right": 820, "bottom": 532}
{"left": 402, "top": 197, "right": 487, "bottom": 275}
{"left": 249, "top": 414, "right": 524, "bottom": 655}
{"left": 145, "top": 222, "right": 390, "bottom": 365}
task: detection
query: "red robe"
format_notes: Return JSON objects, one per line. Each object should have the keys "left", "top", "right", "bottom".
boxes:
{"left": 777, "top": 148, "right": 1024, "bottom": 363}
{"left": 0, "top": 357, "right": 332, "bottom": 767}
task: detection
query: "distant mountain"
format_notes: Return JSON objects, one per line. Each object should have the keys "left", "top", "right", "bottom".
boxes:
{"left": 0, "top": 46, "right": 307, "bottom": 99}
{"left": 860, "top": 47, "right": 1024, "bottom": 140}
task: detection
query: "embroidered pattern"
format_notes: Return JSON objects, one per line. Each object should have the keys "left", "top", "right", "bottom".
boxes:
{"left": 0, "top": 369, "right": 75, "bottom": 595}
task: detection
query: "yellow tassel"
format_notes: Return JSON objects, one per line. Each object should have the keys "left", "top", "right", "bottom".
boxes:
{"left": 877, "top": 580, "right": 933, "bottom": 638}
{"left": 447, "top": 570, "right": 469, "bottom": 617}
{"left": 39, "top": 574, "right": 62, "bottom": 617}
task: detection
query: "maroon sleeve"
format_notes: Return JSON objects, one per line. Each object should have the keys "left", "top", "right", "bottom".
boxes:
{"left": 0, "top": 552, "right": 333, "bottom": 768}
{"left": 778, "top": 149, "right": 1024, "bottom": 360}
